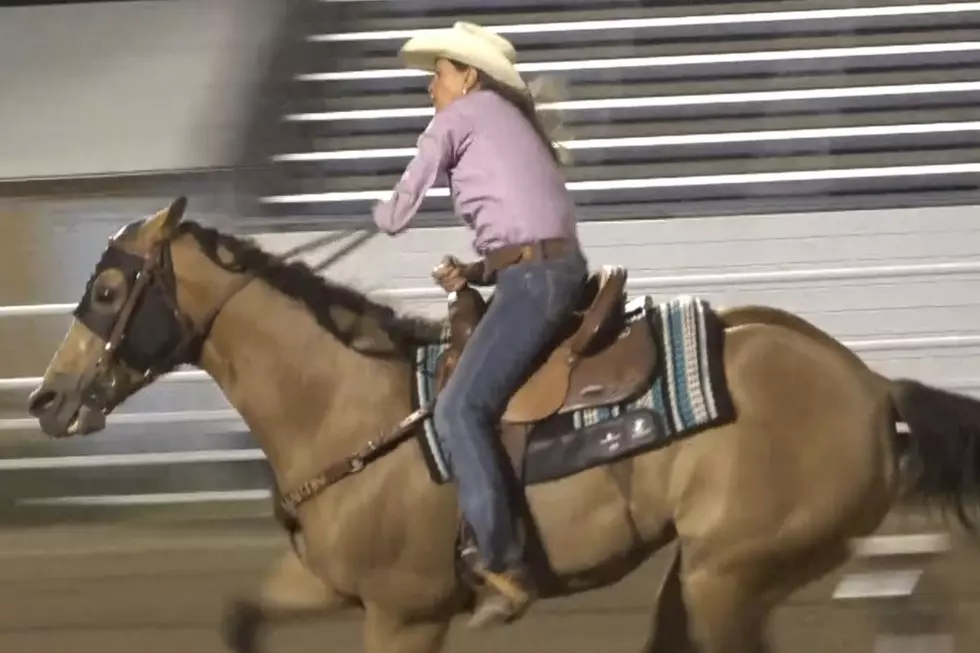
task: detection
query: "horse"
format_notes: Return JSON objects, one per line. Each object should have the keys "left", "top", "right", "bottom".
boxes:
{"left": 25, "top": 196, "right": 980, "bottom": 653}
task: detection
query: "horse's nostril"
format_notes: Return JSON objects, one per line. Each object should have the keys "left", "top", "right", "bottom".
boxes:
{"left": 28, "top": 390, "right": 59, "bottom": 416}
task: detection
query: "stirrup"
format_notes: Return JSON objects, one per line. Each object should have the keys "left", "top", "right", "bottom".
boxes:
{"left": 473, "top": 568, "right": 533, "bottom": 606}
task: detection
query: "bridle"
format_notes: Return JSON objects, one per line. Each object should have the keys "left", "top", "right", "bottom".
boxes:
{"left": 72, "top": 226, "right": 378, "bottom": 419}
{"left": 71, "top": 236, "right": 253, "bottom": 417}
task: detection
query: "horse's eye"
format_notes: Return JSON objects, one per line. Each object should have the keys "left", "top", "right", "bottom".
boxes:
{"left": 93, "top": 286, "right": 117, "bottom": 304}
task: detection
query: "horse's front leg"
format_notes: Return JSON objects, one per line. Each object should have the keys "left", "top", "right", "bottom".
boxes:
{"left": 222, "top": 545, "right": 355, "bottom": 653}
{"left": 363, "top": 604, "right": 451, "bottom": 653}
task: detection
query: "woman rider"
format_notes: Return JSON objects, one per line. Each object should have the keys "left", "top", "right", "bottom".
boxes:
{"left": 372, "top": 21, "right": 588, "bottom": 629}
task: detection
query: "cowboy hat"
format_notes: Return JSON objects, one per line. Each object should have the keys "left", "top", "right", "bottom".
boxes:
{"left": 399, "top": 21, "right": 527, "bottom": 94}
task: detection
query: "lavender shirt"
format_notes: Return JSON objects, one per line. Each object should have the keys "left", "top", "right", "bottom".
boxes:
{"left": 371, "top": 89, "right": 579, "bottom": 254}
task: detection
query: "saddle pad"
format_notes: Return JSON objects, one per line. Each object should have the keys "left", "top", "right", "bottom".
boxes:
{"left": 414, "top": 295, "right": 735, "bottom": 485}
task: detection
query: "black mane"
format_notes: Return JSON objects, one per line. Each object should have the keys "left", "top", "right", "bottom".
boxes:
{"left": 175, "top": 221, "right": 445, "bottom": 354}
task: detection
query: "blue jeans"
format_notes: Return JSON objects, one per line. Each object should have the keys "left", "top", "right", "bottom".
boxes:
{"left": 433, "top": 248, "right": 588, "bottom": 573}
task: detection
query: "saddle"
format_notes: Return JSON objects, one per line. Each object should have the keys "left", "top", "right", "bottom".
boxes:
{"left": 432, "top": 257, "right": 657, "bottom": 426}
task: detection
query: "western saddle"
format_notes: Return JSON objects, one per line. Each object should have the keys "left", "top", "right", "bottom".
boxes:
{"left": 432, "top": 257, "right": 657, "bottom": 425}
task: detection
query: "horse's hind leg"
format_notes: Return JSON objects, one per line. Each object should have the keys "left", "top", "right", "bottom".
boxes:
{"left": 222, "top": 545, "right": 354, "bottom": 653}
{"left": 654, "top": 541, "right": 778, "bottom": 652}
{"left": 641, "top": 547, "right": 696, "bottom": 653}
{"left": 643, "top": 548, "right": 775, "bottom": 653}
{"left": 679, "top": 534, "right": 857, "bottom": 653}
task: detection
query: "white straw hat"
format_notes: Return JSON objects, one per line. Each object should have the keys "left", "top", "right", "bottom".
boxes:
{"left": 399, "top": 21, "right": 527, "bottom": 93}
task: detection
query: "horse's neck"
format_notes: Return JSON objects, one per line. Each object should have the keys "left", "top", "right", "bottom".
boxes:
{"left": 195, "top": 280, "right": 415, "bottom": 493}
{"left": 179, "top": 263, "right": 461, "bottom": 577}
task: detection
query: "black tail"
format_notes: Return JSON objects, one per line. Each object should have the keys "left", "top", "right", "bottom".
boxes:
{"left": 890, "top": 378, "right": 980, "bottom": 533}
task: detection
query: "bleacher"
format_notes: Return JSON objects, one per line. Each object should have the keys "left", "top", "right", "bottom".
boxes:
{"left": 239, "top": 0, "right": 980, "bottom": 232}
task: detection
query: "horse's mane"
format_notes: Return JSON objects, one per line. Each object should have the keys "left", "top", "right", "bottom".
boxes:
{"left": 175, "top": 221, "right": 445, "bottom": 353}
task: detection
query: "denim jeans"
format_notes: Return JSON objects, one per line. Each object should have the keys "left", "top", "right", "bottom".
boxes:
{"left": 433, "top": 248, "right": 588, "bottom": 573}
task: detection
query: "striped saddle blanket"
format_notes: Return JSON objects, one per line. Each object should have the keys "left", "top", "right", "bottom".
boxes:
{"left": 414, "top": 295, "right": 736, "bottom": 486}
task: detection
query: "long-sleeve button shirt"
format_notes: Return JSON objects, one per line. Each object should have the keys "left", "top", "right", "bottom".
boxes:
{"left": 371, "top": 89, "right": 579, "bottom": 255}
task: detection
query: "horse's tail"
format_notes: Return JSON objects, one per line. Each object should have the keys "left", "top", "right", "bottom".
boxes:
{"left": 889, "top": 378, "right": 980, "bottom": 533}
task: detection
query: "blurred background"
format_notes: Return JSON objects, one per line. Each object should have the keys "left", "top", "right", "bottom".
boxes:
{"left": 0, "top": 0, "right": 978, "bottom": 651}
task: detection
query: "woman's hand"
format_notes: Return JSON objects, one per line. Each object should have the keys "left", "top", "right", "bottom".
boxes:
{"left": 432, "top": 256, "right": 467, "bottom": 292}
{"left": 432, "top": 256, "right": 495, "bottom": 291}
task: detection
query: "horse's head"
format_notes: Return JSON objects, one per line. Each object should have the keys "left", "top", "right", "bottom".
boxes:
{"left": 27, "top": 196, "right": 212, "bottom": 438}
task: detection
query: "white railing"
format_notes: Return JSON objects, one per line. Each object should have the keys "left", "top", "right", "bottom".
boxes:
{"left": 19, "top": 489, "right": 273, "bottom": 507}
{"left": 0, "top": 449, "right": 264, "bottom": 470}
{"left": 0, "top": 409, "right": 242, "bottom": 430}
{"left": 836, "top": 532, "right": 956, "bottom": 650}
{"left": 0, "top": 369, "right": 207, "bottom": 390}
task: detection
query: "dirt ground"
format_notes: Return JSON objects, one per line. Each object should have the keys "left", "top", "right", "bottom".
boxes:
{"left": 0, "top": 513, "right": 975, "bottom": 653}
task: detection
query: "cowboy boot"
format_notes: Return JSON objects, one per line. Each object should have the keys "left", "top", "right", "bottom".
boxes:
{"left": 467, "top": 565, "right": 536, "bottom": 629}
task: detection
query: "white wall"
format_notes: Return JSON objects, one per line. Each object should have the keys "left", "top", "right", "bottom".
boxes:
{"left": 254, "top": 205, "right": 980, "bottom": 394}
{"left": 0, "top": 0, "right": 282, "bottom": 180}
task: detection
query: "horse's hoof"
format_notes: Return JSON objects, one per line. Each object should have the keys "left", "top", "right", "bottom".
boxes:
{"left": 221, "top": 599, "right": 264, "bottom": 653}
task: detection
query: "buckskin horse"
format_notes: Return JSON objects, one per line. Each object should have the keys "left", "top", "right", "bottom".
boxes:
{"left": 26, "top": 197, "right": 980, "bottom": 653}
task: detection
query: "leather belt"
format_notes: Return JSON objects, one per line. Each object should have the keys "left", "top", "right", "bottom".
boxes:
{"left": 483, "top": 238, "right": 578, "bottom": 274}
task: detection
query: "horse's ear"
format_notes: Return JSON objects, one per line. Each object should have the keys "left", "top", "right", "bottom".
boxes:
{"left": 143, "top": 196, "right": 188, "bottom": 240}
{"left": 167, "top": 196, "right": 188, "bottom": 224}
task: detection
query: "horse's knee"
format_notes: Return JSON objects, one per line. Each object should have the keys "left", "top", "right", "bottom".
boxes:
{"left": 258, "top": 546, "right": 343, "bottom": 611}
{"left": 220, "top": 547, "right": 350, "bottom": 653}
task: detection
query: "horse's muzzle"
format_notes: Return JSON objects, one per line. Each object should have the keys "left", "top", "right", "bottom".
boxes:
{"left": 27, "top": 374, "right": 107, "bottom": 438}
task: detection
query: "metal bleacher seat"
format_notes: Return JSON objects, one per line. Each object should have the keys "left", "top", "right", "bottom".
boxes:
{"left": 240, "top": 0, "right": 980, "bottom": 232}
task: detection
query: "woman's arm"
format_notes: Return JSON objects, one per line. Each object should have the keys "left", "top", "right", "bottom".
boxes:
{"left": 372, "top": 114, "right": 462, "bottom": 234}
